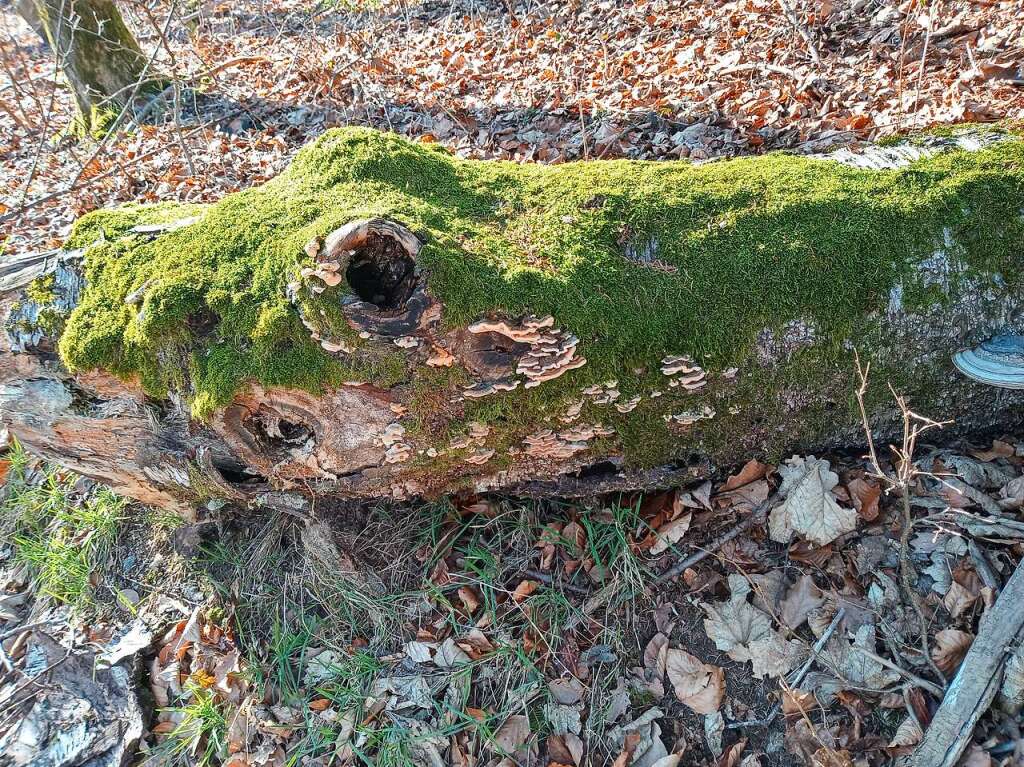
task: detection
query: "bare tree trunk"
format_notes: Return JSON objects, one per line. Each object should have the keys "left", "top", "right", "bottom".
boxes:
{"left": 13, "top": 0, "right": 47, "bottom": 42}
{"left": 30, "top": 0, "right": 154, "bottom": 131}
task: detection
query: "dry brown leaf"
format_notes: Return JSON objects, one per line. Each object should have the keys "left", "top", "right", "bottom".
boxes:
{"left": 931, "top": 628, "right": 973, "bottom": 676}
{"left": 492, "top": 714, "right": 531, "bottom": 754}
{"left": 779, "top": 574, "right": 825, "bottom": 630}
{"left": 847, "top": 477, "right": 881, "bottom": 521}
{"left": 887, "top": 716, "right": 923, "bottom": 748}
{"left": 811, "top": 748, "right": 853, "bottom": 767}
{"left": 943, "top": 580, "right": 978, "bottom": 618}
{"left": 781, "top": 689, "right": 816, "bottom": 717}
{"left": 665, "top": 648, "right": 725, "bottom": 714}
{"left": 747, "top": 631, "right": 805, "bottom": 679}
{"left": 970, "top": 440, "right": 1014, "bottom": 462}
{"left": 701, "top": 575, "right": 773, "bottom": 664}
{"left": 722, "top": 459, "right": 770, "bottom": 491}
{"left": 458, "top": 586, "right": 481, "bottom": 614}
{"left": 512, "top": 579, "right": 538, "bottom": 603}
{"left": 649, "top": 512, "right": 692, "bottom": 555}
{"left": 769, "top": 456, "right": 857, "bottom": 546}
{"left": 718, "top": 739, "right": 746, "bottom": 767}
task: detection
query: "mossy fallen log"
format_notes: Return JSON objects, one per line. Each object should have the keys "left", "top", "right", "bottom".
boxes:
{"left": 3, "top": 127, "right": 1024, "bottom": 517}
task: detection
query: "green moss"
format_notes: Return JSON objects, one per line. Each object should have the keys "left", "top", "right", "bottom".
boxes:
{"left": 26, "top": 274, "right": 57, "bottom": 304}
{"left": 57, "top": 127, "right": 1024, "bottom": 464}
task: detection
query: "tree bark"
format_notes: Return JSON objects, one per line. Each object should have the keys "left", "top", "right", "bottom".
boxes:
{"left": 2, "top": 134, "right": 1024, "bottom": 518}
{"left": 30, "top": 0, "right": 154, "bottom": 131}
{"left": 13, "top": 0, "right": 47, "bottom": 43}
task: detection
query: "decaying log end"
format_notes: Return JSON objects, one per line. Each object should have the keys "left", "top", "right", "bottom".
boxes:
{"left": 3, "top": 127, "right": 1024, "bottom": 515}
{"left": 211, "top": 383, "right": 398, "bottom": 482}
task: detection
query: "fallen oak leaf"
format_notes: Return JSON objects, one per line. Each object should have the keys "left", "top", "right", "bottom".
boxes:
{"left": 665, "top": 648, "right": 725, "bottom": 714}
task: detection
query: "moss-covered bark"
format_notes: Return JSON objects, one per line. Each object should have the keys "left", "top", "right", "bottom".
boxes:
{"left": 33, "top": 0, "right": 154, "bottom": 132}
{"left": 2, "top": 127, "right": 1024, "bottom": 512}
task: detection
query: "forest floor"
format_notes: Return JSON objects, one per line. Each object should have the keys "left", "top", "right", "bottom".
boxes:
{"left": 2, "top": 1, "right": 1024, "bottom": 766}
{"left": 5, "top": 423, "right": 1024, "bottom": 766}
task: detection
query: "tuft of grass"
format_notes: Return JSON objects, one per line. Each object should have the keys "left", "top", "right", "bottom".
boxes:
{"left": 151, "top": 684, "right": 229, "bottom": 767}
{"left": 577, "top": 500, "right": 650, "bottom": 603}
{"left": 265, "top": 614, "right": 319, "bottom": 704}
{"left": 1, "top": 440, "right": 123, "bottom": 608}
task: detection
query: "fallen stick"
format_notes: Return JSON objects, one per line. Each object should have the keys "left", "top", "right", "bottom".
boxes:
{"left": 909, "top": 555, "right": 1024, "bottom": 767}
{"left": 652, "top": 493, "right": 781, "bottom": 587}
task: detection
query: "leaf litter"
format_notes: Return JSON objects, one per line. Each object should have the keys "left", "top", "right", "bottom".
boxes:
{"left": 5, "top": 426, "right": 1024, "bottom": 766}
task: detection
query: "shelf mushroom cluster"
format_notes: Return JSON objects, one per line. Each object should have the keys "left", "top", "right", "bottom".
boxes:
{"left": 463, "top": 314, "right": 586, "bottom": 398}
{"left": 518, "top": 423, "right": 615, "bottom": 461}
{"left": 661, "top": 355, "right": 707, "bottom": 391}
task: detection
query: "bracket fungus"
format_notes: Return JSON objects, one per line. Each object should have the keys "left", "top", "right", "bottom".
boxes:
{"left": 459, "top": 314, "right": 587, "bottom": 397}
{"left": 953, "top": 336, "right": 1024, "bottom": 389}
{"left": 661, "top": 355, "right": 707, "bottom": 391}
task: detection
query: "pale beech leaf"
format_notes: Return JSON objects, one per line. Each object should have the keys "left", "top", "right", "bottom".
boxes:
{"left": 769, "top": 456, "right": 857, "bottom": 546}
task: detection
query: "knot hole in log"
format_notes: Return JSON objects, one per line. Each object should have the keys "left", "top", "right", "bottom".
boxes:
{"left": 217, "top": 396, "right": 321, "bottom": 478}
{"left": 299, "top": 219, "right": 439, "bottom": 340}
{"left": 345, "top": 231, "right": 417, "bottom": 311}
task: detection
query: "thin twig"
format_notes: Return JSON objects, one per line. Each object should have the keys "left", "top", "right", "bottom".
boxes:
{"left": 854, "top": 645, "right": 945, "bottom": 698}
{"left": 652, "top": 493, "right": 781, "bottom": 587}
{"left": 728, "top": 607, "right": 846, "bottom": 730}
{"left": 854, "top": 352, "right": 948, "bottom": 690}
